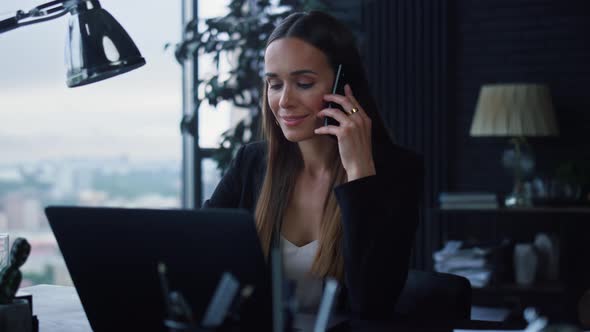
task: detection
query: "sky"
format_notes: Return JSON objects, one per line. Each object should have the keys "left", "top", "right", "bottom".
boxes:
{"left": 0, "top": 0, "right": 230, "bottom": 164}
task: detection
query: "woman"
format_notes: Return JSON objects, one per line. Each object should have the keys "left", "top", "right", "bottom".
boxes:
{"left": 204, "top": 11, "right": 423, "bottom": 320}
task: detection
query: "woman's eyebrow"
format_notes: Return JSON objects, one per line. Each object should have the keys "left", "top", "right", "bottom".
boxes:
{"left": 290, "top": 69, "right": 318, "bottom": 76}
{"left": 264, "top": 69, "right": 319, "bottom": 77}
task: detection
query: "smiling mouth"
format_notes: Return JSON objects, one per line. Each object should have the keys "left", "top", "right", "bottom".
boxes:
{"left": 281, "top": 114, "right": 309, "bottom": 126}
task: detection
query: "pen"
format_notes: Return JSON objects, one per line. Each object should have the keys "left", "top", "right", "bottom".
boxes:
{"left": 157, "top": 261, "right": 172, "bottom": 316}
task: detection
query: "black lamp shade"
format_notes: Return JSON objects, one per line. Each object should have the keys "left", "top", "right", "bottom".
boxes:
{"left": 65, "top": 0, "right": 145, "bottom": 87}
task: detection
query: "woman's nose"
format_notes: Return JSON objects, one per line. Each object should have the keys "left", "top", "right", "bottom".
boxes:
{"left": 279, "top": 86, "right": 294, "bottom": 109}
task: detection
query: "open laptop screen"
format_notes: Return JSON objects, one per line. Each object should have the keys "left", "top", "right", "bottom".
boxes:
{"left": 45, "top": 206, "right": 272, "bottom": 332}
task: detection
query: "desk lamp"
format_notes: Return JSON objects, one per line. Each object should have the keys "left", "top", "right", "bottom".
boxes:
{"left": 0, "top": 0, "right": 145, "bottom": 87}
{"left": 470, "top": 83, "right": 559, "bottom": 207}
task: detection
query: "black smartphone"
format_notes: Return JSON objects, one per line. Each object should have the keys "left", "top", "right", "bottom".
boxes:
{"left": 324, "top": 64, "right": 346, "bottom": 127}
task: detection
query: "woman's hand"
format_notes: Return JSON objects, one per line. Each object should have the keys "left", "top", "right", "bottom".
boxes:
{"left": 314, "top": 84, "right": 376, "bottom": 181}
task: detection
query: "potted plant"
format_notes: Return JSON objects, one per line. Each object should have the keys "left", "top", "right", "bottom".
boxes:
{"left": 555, "top": 159, "right": 590, "bottom": 203}
{"left": 171, "top": 0, "right": 327, "bottom": 173}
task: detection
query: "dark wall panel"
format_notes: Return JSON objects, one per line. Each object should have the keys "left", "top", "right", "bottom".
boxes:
{"left": 360, "top": 0, "right": 590, "bottom": 272}
{"left": 362, "top": 0, "right": 450, "bottom": 270}
{"left": 452, "top": 0, "right": 590, "bottom": 195}
{"left": 448, "top": 1, "right": 590, "bottom": 317}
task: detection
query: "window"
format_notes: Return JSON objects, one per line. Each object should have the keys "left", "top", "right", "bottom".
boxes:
{"left": 194, "top": 0, "right": 250, "bottom": 205}
{"left": 0, "top": 1, "right": 182, "bottom": 286}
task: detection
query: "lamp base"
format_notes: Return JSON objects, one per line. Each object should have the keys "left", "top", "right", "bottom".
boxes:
{"left": 503, "top": 137, "right": 534, "bottom": 208}
{"left": 502, "top": 139, "right": 534, "bottom": 179}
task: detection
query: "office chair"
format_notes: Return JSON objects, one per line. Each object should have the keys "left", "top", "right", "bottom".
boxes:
{"left": 395, "top": 269, "right": 472, "bottom": 321}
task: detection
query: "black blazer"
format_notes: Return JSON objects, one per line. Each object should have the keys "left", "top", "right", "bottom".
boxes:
{"left": 204, "top": 140, "right": 423, "bottom": 320}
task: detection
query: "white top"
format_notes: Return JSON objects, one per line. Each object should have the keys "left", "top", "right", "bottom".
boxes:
{"left": 281, "top": 236, "right": 323, "bottom": 311}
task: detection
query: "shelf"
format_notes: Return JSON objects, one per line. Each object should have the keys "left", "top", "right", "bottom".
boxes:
{"left": 471, "top": 282, "right": 568, "bottom": 311}
{"left": 435, "top": 207, "right": 590, "bottom": 214}
{"left": 472, "top": 282, "right": 566, "bottom": 295}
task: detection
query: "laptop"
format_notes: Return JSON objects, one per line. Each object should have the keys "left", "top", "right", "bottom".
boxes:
{"left": 45, "top": 206, "right": 273, "bottom": 332}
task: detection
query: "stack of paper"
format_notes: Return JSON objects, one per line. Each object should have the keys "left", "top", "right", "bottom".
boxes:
{"left": 433, "top": 240, "right": 492, "bottom": 288}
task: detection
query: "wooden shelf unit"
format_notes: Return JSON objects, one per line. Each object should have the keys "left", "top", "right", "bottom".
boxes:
{"left": 433, "top": 206, "right": 589, "bottom": 320}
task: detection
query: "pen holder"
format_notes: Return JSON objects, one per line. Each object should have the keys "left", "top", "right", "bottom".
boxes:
{"left": 164, "top": 319, "right": 242, "bottom": 332}
{"left": 0, "top": 299, "right": 33, "bottom": 332}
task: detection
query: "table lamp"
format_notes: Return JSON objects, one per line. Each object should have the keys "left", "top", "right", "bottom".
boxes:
{"left": 470, "top": 83, "right": 559, "bottom": 207}
{"left": 0, "top": 0, "right": 145, "bottom": 87}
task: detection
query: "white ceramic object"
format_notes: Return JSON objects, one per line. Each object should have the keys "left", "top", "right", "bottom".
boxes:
{"left": 514, "top": 243, "right": 538, "bottom": 285}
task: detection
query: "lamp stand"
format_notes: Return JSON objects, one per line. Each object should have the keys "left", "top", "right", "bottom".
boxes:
{"left": 503, "top": 136, "right": 533, "bottom": 207}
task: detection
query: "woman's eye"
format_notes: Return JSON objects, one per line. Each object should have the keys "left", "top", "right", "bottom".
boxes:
{"left": 298, "top": 82, "right": 314, "bottom": 89}
{"left": 269, "top": 83, "right": 283, "bottom": 90}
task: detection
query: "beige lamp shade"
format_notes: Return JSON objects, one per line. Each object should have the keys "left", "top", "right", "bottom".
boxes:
{"left": 470, "top": 84, "right": 559, "bottom": 137}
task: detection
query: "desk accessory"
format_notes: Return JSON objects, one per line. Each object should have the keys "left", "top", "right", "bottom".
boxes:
{"left": 0, "top": 238, "right": 31, "bottom": 304}
{"left": 158, "top": 262, "right": 198, "bottom": 332}
{"left": 513, "top": 243, "right": 538, "bottom": 286}
{"left": 201, "top": 272, "right": 255, "bottom": 330}
{"left": 0, "top": 233, "right": 8, "bottom": 270}
{"left": 14, "top": 292, "right": 38, "bottom": 332}
{"left": 522, "top": 307, "right": 548, "bottom": 332}
{"left": 271, "top": 247, "right": 285, "bottom": 332}
{"left": 0, "top": 299, "right": 33, "bottom": 332}
{"left": 314, "top": 278, "right": 339, "bottom": 332}
{"left": 0, "top": 238, "right": 33, "bottom": 331}
{"left": 201, "top": 272, "right": 240, "bottom": 328}
{"left": 159, "top": 263, "right": 257, "bottom": 332}
{"left": 270, "top": 220, "right": 298, "bottom": 332}
{"left": 521, "top": 306, "right": 583, "bottom": 332}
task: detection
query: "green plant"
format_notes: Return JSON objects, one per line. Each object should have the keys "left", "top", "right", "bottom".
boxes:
{"left": 555, "top": 160, "right": 590, "bottom": 186}
{"left": 172, "top": 0, "right": 327, "bottom": 173}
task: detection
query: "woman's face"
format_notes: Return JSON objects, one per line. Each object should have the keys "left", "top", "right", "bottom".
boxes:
{"left": 264, "top": 37, "right": 335, "bottom": 142}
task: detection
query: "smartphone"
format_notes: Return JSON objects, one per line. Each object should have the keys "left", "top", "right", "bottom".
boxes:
{"left": 324, "top": 64, "right": 346, "bottom": 127}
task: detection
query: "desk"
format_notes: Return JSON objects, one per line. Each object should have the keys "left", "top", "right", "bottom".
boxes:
{"left": 17, "top": 284, "right": 91, "bottom": 332}
{"left": 16, "top": 284, "right": 514, "bottom": 332}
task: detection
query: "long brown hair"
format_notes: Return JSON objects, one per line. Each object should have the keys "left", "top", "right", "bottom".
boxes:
{"left": 254, "top": 11, "right": 392, "bottom": 281}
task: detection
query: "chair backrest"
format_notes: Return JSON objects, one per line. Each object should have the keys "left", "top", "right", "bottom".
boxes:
{"left": 395, "top": 269, "right": 472, "bottom": 321}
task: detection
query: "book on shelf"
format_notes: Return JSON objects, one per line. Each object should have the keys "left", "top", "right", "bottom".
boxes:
{"left": 440, "top": 202, "right": 499, "bottom": 210}
{"left": 439, "top": 192, "right": 498, "bottom": 209}
{"left": 439, "top": 192, "right": 497, "bottom": 203}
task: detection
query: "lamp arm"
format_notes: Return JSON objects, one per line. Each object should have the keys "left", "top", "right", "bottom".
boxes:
{"left": 0, "top": 0, "right": 80, "bottom": 34}
{"left": 0, "top": 16, "right": 19, "bottom": 34}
